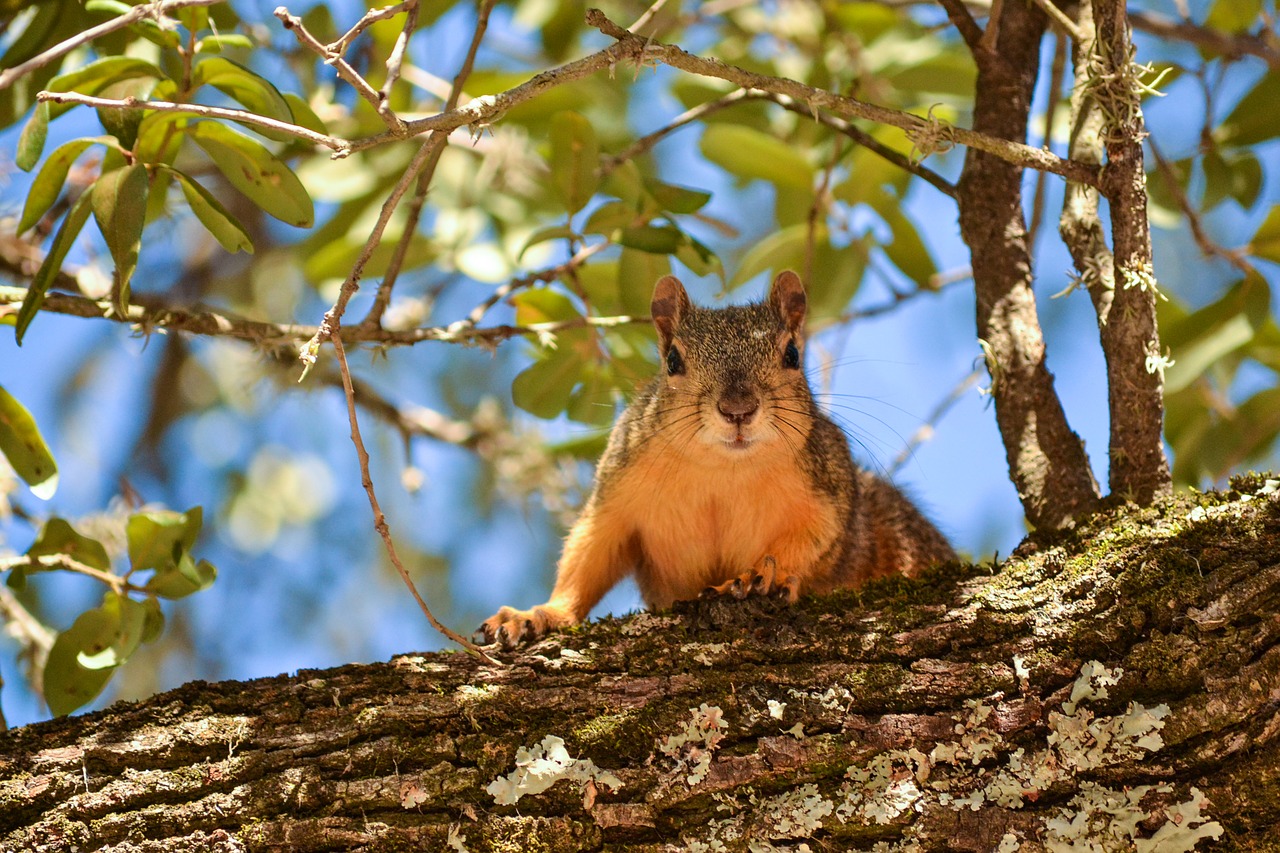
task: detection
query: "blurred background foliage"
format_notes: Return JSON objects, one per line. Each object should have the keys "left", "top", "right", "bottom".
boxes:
{"left": 1, "top": 0, "right": 1279, "bottom": 726}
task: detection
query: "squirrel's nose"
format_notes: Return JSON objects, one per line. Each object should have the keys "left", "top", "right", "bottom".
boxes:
{"left": 718, "top": 390, "right": 759, "bottom": 425}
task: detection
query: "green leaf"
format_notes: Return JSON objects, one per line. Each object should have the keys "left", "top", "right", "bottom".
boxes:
{"left": 731, "top": 224, "right": 809, "bottom": 290}
{"left": 165, "top": 166, "right": 254, "bottom": 254}
{"left": 191, "top": 56, "right": 294, "bottom": 124}
{"left": 513, "top": 288, "right": 580, "bottom": 324}
{"left": 18, "top": 136, "right": 109, "bottom": 234}
{"left": 647, "top": 182, "right": 712, "bottom": 214}
{"left": 617, "top": 225, "right": 684, "bottom": 255}
{"left": 584, "top": 200, "right": 638, "bottom": 235}
{"left": 519, "top": 225, "right": 577, "bottom": 260}
{"left": 16, "top": 101, "right": 49, "bottom": 172}
{"left": 567, "top": 368, "right": 617, "bottom": 427}
{"left": 511, "top": 347, "right": 584, "bottom": 419}
{"left": 675, "top": 236, "right": 723, "bottom": 280}
{"left": 91, "top": 163, "right": 149, "bottom": 301}
{"left": 1205, "top": 0, "right": 1261, "bottom": 33}
{"left": 700, "top": 125, "right": 813, "bottom": 190}
{"left": 46, "top": 57, "right": 164, "bottom": 118}
{"left": 281, "top": 92, "right": 329, "bottom": 136}
{"left": 1249, "top": 204, "right": 1280, "bottom": 262}
{"left": 190, "top": 122, "right": 314, "bottom": 227}
{"left": 1228, "top": 152, "right": 1263, "bottom": 210}
{"left": 27, "top": 518, "right": 110, "bottom": 571}
{"left": 44, "top": 592, "right": 149, "bottom": 715}
{"left": 0, "top": 384, "right": 59, "bottom": 499}
{"left": 1218, "top": 73, "right": 1280, "bottom": 147}
{"left": 146, "top": 554, "right": 216, "bottom": 599}
{"left": 17, "top": 192, "right": 92, "bottom": 345}
{"left": 548, "top": 111, "right": 599, "bottom": 215}
{"left": 617, "top": 249, "right": 670, "bottom": 315}
{"left": 140, "top": 598, "right": 165, "bottom": 644}
{"left": 196, "top": 33, "right": 255, "bottom": 52}
{"left": 95, "top": 75, "right": 157, "bottom": 149}
{"left": 128, "top": 506, "right": 203, "bottom": 573}
{"left": 76, "top": 594, "right": 147, "bottom": 670}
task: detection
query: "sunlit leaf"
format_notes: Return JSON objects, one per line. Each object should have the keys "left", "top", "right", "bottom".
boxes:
{"left": 0, "top": 384, "right": 59, "bottom": 498}
{"left": 512, "top": 347, "right": 583, "bottom": 419}
{"left": 164, "top": 166, "right": 254, "bottom": 254}
{"left": 26, "top": 518, "right": 110, "bottom": 571}
{"left": 45, "top": 57, "right": 165, "bottom": 118}
{"left": 190, "top": 122, "right": 314, "bottom": 227}
{"left": 146, "top": 554, "right": 217, "bottom": 599}
{"left": 196, "top": 34, "right": 255, "bottom": 52}
{"left": 731, "top": 224, "right": 810, "bottom": 290}
{"left": 617, "top": 225, "right": 684, "bottom": 255}
{"left": 880, "top": 209, "right": 937, "bottom": 287}
{"left": 191, "top": 55, "right": 294, "bottom": 124}
{"left": 1249, "top": 204, "right": 1280, "bottom": 262}
{"left": 647, "top": 182, "right": 712, "bottom": 214}
{"left": 513, "top": 288, "right": 580, "bottom": 325}
{"left": 519, "top": 225, "right": 578, "bottom": 259}
{"left": 1218, "top": 73, "right": 1280, "bottom": 147}
{"left": 584, "top": 200, "right": 638, "bottom": 235}
{"left": 127, "top": 506, "right": 203, "bottom": 573}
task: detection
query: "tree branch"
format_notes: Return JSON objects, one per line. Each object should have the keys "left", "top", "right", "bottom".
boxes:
{"left": 956, "top": 0, "right": 1101, "bottom": 529}
{"left": 1092, "top": 0, "right": 1172, "bottom": 504}
{"left": 1130, "top": 9, "right": 1280, "bottom": 71}
{"left": 585, "top": 9, "right": 1102, "bottom": 187}
{"left": 0, "top": 0, "right": 227, "bottom": 91}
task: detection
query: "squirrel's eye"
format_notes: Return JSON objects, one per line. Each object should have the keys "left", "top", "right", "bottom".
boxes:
{"left": 783, "top": 339, "right": 800, "bottom": 370}
{"left": 666, "top": 347, "right": 685, "bottom": 376}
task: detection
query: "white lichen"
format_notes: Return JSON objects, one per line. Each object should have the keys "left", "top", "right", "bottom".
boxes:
{"left": 660, "top": 703, "right": 728, "bottom": 785}
{"left": 485, "top": 734, "right": 621, "bottom": 806}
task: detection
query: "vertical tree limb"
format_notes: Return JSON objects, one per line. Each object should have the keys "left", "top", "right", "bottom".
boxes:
{"left": 957, "top": 0, "right": 1101, "bottom": 529}
{"left": 1090, "top": 0, "right": 1172, "bottom": 504}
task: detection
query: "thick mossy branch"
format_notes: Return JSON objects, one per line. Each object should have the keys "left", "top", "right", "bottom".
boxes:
{"left": 1, "top": 482, "right": 1278, "bottom": 851}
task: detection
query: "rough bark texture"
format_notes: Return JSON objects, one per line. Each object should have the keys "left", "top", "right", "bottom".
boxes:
{"left": 2, "top": 479, "right": 1279, "bottom": 852}
{"left": 1091, "top": 0, "right": 1174, "bottom": 504}
{"left": 956, "top": 0, "right": 1102, "bottom": 531}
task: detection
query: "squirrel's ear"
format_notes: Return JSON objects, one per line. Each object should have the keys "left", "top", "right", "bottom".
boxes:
{"left": 651, "top": 275, "right": 690, "bottom": 347}
{"left": 769, "top": 270, "right": 807, "bottom": 333}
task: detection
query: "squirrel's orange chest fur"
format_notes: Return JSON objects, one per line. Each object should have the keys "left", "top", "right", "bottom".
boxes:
{"left": 603, "top": 438, "right": 838, "bottom": 609}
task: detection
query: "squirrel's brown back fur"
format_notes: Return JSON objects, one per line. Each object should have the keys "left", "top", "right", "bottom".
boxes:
{"left": 478, "top": 271, "right": 955, "bottom": 646}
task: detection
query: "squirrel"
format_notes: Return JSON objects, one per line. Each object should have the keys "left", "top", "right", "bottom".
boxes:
{"left": 477, "top": 270, "right": 955, "bottom": 647}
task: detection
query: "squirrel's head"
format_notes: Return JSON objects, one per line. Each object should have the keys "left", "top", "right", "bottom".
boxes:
{"left": 650, "top": 271, "right": 813, "bottom": 454}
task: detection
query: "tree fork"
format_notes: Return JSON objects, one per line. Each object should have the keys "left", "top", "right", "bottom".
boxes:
{"left": 955, "top": 0, "right": 1101, "bottom": 530}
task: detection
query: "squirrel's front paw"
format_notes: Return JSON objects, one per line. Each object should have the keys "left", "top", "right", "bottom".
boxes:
{"left": 475, "top": 604, "right": 574, "bottom": 648}
{"left": 701, "top": 556, "right": 802, "bottom": 603}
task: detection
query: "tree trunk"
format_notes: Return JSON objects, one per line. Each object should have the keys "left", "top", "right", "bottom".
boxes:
{"left": 2, "top": 482, "right": 1278, "bottom": 852}
{"left": 955, "top": 0, "right": 1102, "bottom": 531}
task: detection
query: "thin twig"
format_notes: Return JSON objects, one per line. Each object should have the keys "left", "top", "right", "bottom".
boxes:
{"left": 1130, "top": 9, "right": 1280, "bottom": 71}
{"left": 331, "top": 0, "right": 416, "bottom": 55}
{"left": 0, "top": 0, "right": 227, "bottom": 91}
{"left": 1026, "top": 0, "right": 1082, "bottom": 41}
{"left": 1149, "top": 141, "right": 1256, "bottom": 278}
{"left": 761, "top": 92, "right": 958, "bottom": 198}
{"left": 378, "top": 0, "right": 419, "bottom": 125}
{"left": 0, "top": 554, "right": 143, "bottom": 596}
{"left": 274, "top": 5, "right": 406, "bottom": 134}
{"left": 460, "top": 241, "right": 607, "bottom": 329}
{"left": 359, "top": 0, "right": 494, "bottom": 329}
{"left": 599, "top": 89, "right": 752, "bottom": 177}
{"left": 35, "top": 92, "right": 351, "bottom": 154}
{"left": 329, "top": 328, "right": 499, "bottom": 663}
{"left": 586, "top": 9, "right": 1101, "bottom": 187}
{"left": 978, "top": 0, "right": 1005, "bottom": 52}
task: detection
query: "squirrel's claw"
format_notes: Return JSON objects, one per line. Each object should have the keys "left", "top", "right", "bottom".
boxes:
{"left": 476, "top": 604, "right": 573, "bottom": 647}
{"left": 704, "top": 556, "right": 801, "bottom": 602}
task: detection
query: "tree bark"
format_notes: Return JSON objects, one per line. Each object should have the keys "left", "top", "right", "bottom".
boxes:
{"left": 2, "top": 482, "right": 1279, "bottom": 851}
{"left": 955, "top": 0, "right": 1102, "bottom": 531}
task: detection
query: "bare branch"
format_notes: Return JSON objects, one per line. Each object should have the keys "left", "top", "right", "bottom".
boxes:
{"left": 0, "top": 0, "right": 226, "bottom": 91}
{"left": 600, "top": 89, "right": 753, "bottom": 177}
{"left": 935, "top": 0, "right": 986, "bottom": 52}
{"left": 1026, "top": 0, "right": 1084, "bottom": 41}
{"left": 1131, "top": 9, "right": 1280, "bottom": 71}
{"left": 35, "top": 92, "right": 351, "bottom": 154}
{"left": 889, "top": 367, "right": 982, "bottom": 475}
{"left": 274, "top": 5, "right": 406, "bottom": 135}
{"left": 761, "top": 92, "right": 957, "bottom": 199}
{"left": 585, "top": 9, "right": 1102, "bottom": 187}
{"left": 1149, "top": 141, "right": 1257, "bottom": 278}
{"left": 331, "top": 0, "right": 416, "bottom": 55}
{"left": 1028, "top": 33, "right": 1068, "bottom": 249}
{"left": 329, "top": 328, "right": 499, "bottom": 663}
{"left": 378, "top": 0, "right": 420, "bottom": 120}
